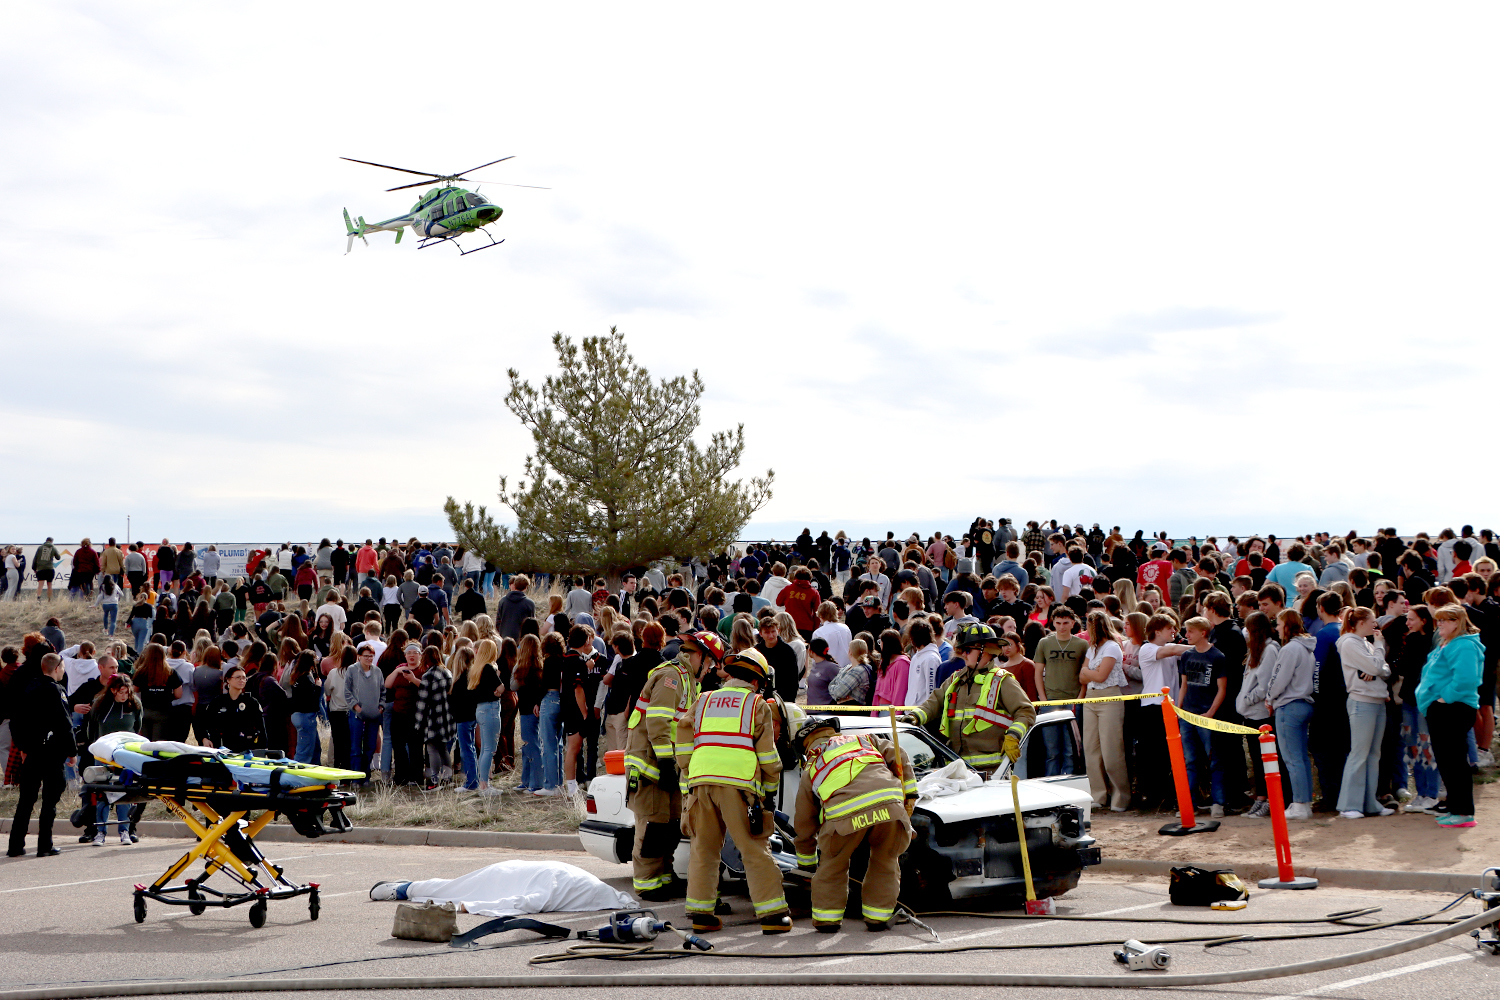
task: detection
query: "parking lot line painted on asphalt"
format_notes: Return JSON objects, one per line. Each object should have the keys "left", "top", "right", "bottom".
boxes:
{"left": 1257, "top": 952, "right": 1472, "bottom": 1000}
{"left": 0, "top": 850, "right": 363, "bottom": 894}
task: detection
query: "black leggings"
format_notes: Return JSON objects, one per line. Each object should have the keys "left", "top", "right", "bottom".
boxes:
{"left": 1427, "top": 701, "right": 1476, "bottom": 816}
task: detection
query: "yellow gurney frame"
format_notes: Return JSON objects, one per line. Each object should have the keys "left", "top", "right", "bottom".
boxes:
{"left": 83, "top": 768, "right": 357, "bottom": 928}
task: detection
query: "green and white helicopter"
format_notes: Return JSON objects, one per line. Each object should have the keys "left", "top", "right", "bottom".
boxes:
{"left": 341, "top": 156, "right": 548, "bottom": 256}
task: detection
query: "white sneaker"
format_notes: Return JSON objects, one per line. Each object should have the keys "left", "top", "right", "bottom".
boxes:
{"left": 1417, "top": 796, "right": 1440, "bottom": 811}
{"left": 1284, "top": 802, "right": 1313, "bottom": 820}
{"left": 1209, "top": 804, "right": 1225, "bottom": 819}
{"left": 92, "top": 832, "right": 105, "bottom": 846}
{"left": 1375, "top": 807, "right": 1395, "bottom": 817}
{"left": 479, "top": 786, "right": 505, "bottom": 797}
{"left": 368, "top": 881, "right": 408, "bottom": 901}
{"left": 533, "top": 786, "right": 561, "bottom": 797}
{"left": 1478, "top": 750, "right": 1496, "bottom": 768}
{"left": 1394, "top": 787, "right": 1415, "bottom": 804}
{"left": 1339, "top": 810, "right": 1365, "bottom": 820}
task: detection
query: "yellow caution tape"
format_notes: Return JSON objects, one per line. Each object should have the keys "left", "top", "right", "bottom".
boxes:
{"left": 1168, "top": 702, "right": 1267, "bottom": 736}
{"left": 1033, "top": 692, "right": 1155, "bottom": 707}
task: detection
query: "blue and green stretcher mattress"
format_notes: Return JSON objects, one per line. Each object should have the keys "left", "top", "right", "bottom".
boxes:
{"left": 90, "top": 732, "right": 364, "bottom": 790}
{"left": 85, "top": 732, "right": 363, "bottom": 839}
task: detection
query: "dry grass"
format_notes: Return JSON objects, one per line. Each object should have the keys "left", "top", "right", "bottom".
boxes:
{"left": 344, "top": 771, "right": 584, "bottom": 833}
{"left": 0, "top": 593, "right": 120, "bottom": 652}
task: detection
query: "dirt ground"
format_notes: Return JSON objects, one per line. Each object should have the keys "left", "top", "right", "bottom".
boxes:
{"left": 1091, "top": 775, "right": 1498, "bottom": 874}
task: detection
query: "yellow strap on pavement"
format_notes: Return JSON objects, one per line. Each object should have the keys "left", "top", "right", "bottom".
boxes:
{"left": 1168, "top": 702, "right": 1266, "bottom": 736}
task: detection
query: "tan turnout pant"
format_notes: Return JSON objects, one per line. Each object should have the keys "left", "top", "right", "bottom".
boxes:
{"left": 811, "top": 819, "right": 910, "bottom": 927}
{"left": 682, "top": 784, "right": 787, "bottom": 920}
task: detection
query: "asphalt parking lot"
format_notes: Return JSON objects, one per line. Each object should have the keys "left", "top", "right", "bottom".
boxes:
{"left": 0, "top": 835, "right": 1496, "bottom": 1000}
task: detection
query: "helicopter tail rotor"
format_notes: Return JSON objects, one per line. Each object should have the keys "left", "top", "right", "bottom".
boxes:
{"left": 343, "top": 208, "right": 369, "bottom": 254}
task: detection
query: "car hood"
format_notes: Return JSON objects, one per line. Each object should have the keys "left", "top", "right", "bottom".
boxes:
{"left": 915, "top": 775, "right": 1092, "bottom": 823}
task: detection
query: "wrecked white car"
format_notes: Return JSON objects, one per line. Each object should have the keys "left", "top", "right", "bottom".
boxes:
{"left": 581, "top": 708, "right": 1100, "bottom": 906}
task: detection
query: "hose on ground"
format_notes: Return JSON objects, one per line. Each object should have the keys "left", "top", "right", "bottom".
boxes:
{"left": 1, "top": 898, "right": 1495, "bottom": 998}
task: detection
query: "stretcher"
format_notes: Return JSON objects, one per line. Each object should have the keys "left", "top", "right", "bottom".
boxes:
{"left": 83, "top": 733, "right": 364, "bottom": 927}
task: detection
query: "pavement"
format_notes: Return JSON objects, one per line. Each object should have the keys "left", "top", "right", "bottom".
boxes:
{"left": 0, "top": 833, "right": 1497, "bottom": 1000}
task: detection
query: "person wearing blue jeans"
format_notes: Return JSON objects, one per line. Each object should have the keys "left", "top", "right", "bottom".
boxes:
{"left": 1274, "top": 700, "right": 1316, "bottom": 806}
{"left": 94, "top": 798, "right": 131, "bottom": 846}
{"left": 291, "top": 711, "right": 321, "bottom": 764}
{"left": 349, "top": 715, "right": 379, "bottom": 783}
{"left": 1398, "top": 702, "right": 1440, "bottom": 803}
{"left": 1334, "top": 619, "right": 1394, "bottom": 818}
{"left": 1164, "top": 618, "right": 1228, "bottom": 813}
{"left": 130, "top": 615, "right": 152, "bottom": 654}
{"left": 1337, "top": 700, "right": 1386, "bottom": 815}
{"left": 473, "top": 700, "right": 501, "bottom": 792}
{"left": 1177, "top": 718, "right": 1223, "bottom": 808}
{"left": 537, "top": 690, "right": 562, "bottom": 793}
{"left": 455, "top": 718, "right": 478, "bottom": 790}
{"left": 1041, "top": 714, "right": 1077, "bottom": 776}
{"left": 380, "top": 703, "right": 394, "bottom": 779}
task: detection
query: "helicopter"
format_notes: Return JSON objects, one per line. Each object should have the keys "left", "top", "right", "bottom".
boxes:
{"left": 340, "top": 156, "right": 548, "bottom": 255}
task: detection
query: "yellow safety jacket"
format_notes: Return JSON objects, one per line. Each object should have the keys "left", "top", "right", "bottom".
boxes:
{"left": 793, "top": 732, "right": 916, "bottom": 867}
{"left": 623, "top": 656, "right": 696, "bottom": 783}
{"left": 941, "top": 667, "right": 1013, "bottom": 737}
{"left": 911, "top": 664, "right": 1035, "bottom": 773}
{"left": 686, "top": 679, "right": 780, "bottom": 794}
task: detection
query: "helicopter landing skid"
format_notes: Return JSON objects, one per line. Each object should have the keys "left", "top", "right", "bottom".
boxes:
{"left": 417, "top": 232, "right": 505, "bottom": 255}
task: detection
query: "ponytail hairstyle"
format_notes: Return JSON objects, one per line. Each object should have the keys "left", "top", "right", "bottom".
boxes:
{"left": 1340, "top": 606, "right": 1376, "bottom": 635}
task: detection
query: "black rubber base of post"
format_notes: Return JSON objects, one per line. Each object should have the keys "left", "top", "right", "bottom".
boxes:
{"left": 1158, "top": 820, "right": 1221, "bottom": 836}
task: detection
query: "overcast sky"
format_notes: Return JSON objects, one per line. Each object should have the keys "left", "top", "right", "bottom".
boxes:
{"left": 3, "top": 2, "right": 1496, "bottom": 546}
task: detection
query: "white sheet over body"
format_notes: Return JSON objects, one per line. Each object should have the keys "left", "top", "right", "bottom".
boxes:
{"left": 915, "top": 759, "right": 982, "bottom": 801}
{"left": 403, "top": 860, "right": 636, "bottom": 918}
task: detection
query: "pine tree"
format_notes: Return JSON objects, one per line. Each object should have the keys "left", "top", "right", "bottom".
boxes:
{"left": 445, "top": 327, "right": 773, "bottom": 575}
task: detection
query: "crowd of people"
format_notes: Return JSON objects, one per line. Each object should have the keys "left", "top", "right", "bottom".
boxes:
{"left": 0, "top": 521, "right": 1493, "bottom": 858}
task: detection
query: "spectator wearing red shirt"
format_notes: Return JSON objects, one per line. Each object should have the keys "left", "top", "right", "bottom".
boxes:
{"left": 355, "top": 540, "right": 379, "bottom": 584}
{"left": 775, "top": 566, "right": 822, "bottom": 639}
{"left": 1136, "top": 544, "right": 1173, "bottom": 596}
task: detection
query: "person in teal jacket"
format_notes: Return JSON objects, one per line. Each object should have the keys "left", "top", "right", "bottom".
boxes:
{"left": 1415, "top": 604, "right": 1484, "bottom": 828}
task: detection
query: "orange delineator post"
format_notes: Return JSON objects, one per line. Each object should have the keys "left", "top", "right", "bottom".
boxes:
{"left": 1256, "top": 723, "right": 1318, "bottom": 889}
{"left": 1158, "top": 687, "right": 1219, "bottom": 836}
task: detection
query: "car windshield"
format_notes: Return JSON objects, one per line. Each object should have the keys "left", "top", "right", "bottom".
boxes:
{"left": 895, "top": 728, "right": 954, "bottom": 775}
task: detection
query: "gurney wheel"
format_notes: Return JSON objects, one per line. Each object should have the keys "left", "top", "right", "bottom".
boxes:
{"left": 188, "top": 888, "right": 206, "bottom": 916}
{"left": 249, "top": 900, "right": 267, "bottom": 929}
{"left": 308, "top": 889, "right": 320, "bottom": 921}
{"left": 133, "top": 896, "right": 146, "bottom": 924}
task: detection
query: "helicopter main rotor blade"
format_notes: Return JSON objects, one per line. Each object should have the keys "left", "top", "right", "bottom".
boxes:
{"left": 452, "top": 156, "right": 515, "bottom": 176}
{"left": 385, "top": 177, "right": 457, "bottom": 192}
{"left": 341, "top": 156, "right": 446, "bottom": 178}
{"left": 468, "top": 179, "right": 552, "bottom": 189}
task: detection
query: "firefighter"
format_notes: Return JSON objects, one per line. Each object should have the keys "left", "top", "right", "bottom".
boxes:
{"left": 792, "top": 717, "right": 918, "bottom": 932}
{"left": 681, "top": 648, "right": 792, "bottom": 934}
{"left": 902, "top": 622, "right": 1035, "bottom": 777}
{"left": 623, "top": 629, "right": 725, "bottom": 901}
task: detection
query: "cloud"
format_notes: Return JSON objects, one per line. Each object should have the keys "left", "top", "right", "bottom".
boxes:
{"left": 2, "top": 2, "right": 1498, "bottom": 543}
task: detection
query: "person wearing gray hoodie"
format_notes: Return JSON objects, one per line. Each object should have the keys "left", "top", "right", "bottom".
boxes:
{"left": 343, "top": 643, "right": 387, "bottom": 782}
{"left": 1335, "top": 610, "right": 1392, "bottom": 819}
{"left": 1265, "top": 610, "right": 1318, "bottom": 818}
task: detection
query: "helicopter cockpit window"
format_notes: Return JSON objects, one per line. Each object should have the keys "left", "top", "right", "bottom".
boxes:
{"left": 467, "top": 193, "right": 488, "bottom": 207}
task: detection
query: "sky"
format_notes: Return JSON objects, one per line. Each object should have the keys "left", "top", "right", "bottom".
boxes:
{"left": 3, "top": 2, "right": 1497, "bottom": 546}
